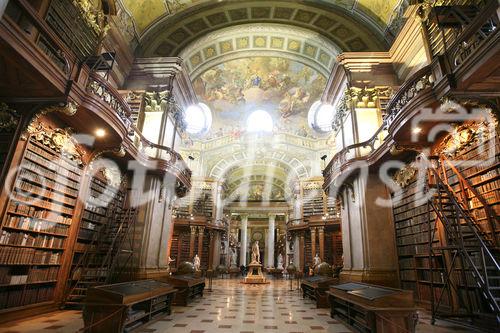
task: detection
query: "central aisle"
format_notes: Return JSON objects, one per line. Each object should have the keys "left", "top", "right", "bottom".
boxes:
{"left": 144, "top": 279, "right": 352, "bottom": 333}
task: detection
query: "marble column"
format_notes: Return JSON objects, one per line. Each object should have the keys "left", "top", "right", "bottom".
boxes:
{"left": 197, "top": 226, "right": 205, "bottom": 261}
{"left": 132, "top": 172, "right": 176, "bottom": 279}
{"left": 267, "top": 214, "right": 276, "bottom": 267}
{"left": 240, "top": 215, "right": 248, "bottom": 266}
{"left": 318, "top": 227, "right": 325, "bottom": 261}
{"left": 339, "top": 174, "right": 398, "bottom": 287}
{"left": 299, "top": 232, "right": 305, "bottom": 272}
{"left": 189, "top": 226, "right": 197, "bottom": 260}
{"left": 310, "top": 227, "right": 317, "bottom": 261}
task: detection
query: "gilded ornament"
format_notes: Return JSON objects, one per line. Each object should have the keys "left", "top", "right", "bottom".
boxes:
{"left": 393, "top": 164, "right": 417, "bottom": 188}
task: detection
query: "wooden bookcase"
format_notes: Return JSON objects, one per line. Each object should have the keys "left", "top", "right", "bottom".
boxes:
{"left": 66, "top": 174, "right": 126, "bottom": 302}
{"left": 392, "top": 179, "right": 450, "bottom": 307}
{"left": 0, "top": 135, "right": 83, "bottom": 310}
{"left": 393, "top": 134, "right": 499, "bottom": 313}
{"left": 302, "top": 188, "right": 325, "bottom": 217}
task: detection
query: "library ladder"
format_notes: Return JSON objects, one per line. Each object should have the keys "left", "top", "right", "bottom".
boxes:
{"left": 63, "top": 207, "right": 138, "bottom": 306}
{"left": 426, "top": 161, "right": 499, "bottom": 324}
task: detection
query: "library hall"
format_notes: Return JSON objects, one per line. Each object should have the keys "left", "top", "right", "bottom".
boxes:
{"left": 0, "top": 0, "right": 498, "bottom": 332}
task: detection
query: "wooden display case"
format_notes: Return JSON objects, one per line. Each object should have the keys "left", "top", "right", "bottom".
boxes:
{"left": 158, "top": 275, "right": 205, "bottom": 306}
{"left": 327, "top": 282, "right": 417, "bottom": 333}
{"left": 83, "top": 280, "right": 176, "bottom": 333}
{"left": 301, "top": 275, "right": 339, "bottom": 308}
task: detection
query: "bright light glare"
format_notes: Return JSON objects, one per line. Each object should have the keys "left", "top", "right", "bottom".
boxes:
{"left": 185, "top": 103, "right": 212, "bottom": 135}
{"left": 247, "top": 110, "right": 273, "bottom": 132}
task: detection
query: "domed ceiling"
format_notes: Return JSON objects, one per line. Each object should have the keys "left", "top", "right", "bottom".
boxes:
{"left": 192, "top": 56, "right": 326, "bottom": 139}
{"left": 117, "top": 0, "right": 409, "bottom": 55}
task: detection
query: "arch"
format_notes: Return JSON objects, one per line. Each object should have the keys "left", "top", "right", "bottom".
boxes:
{"left": 137, "top": 0, "right": 388, "bottom": 57}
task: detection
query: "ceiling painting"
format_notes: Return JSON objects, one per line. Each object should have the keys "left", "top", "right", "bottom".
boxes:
{"left": 192, "top": 57, "right": 326, "bottom": 139}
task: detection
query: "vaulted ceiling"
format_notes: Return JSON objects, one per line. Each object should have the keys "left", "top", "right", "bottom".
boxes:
{"left": 118, "top": 0, "right": 405, "bottom": 56}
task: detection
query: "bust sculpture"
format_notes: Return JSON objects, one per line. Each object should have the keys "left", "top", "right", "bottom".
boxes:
{"left": 313, "top": 253, "right": 321, "bottom": 267}
{"left": 251, "top": 241, "right": 260, "bottom": 263}
{"left": 193, "top": 254, "right": 200, "bottom": 271}
{"left": 277, "top": 253, "right": 284, "bottom": 269}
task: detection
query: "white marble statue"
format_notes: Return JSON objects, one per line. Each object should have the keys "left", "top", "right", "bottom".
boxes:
{"left": 251, "top": 241, "right": 260, "bottom": 263}
{"left": 313, "top": 253, "right": 321, "bottom": 267}
{"left": 230, "top": 247, "right": 237, "bottom": 267}
{"left": 277, "top": 253, "right": 284, "bottom": 270}
{"left": 193, "top": 254, "right": 200, "bottom": 271}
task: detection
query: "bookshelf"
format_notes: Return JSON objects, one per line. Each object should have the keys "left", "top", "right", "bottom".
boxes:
{"left": 0, "top": 134, "right": 83, "bottom": 310}
{"left": 302, "top": 188, "right": 325, "bottom": 217}
{"left": 66, "top": 173, "right": 126, "bottom": 303}
{"left": 392, "top": 179, "right": 449, "bottom": 306}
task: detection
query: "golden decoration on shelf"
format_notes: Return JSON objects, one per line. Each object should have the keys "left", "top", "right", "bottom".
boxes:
{"left": 29, "top": 122, "right": 85, "bottom": 166}
{"left": 0, "top": 103, "right": 20, "bottom": 132}
{"left": 393, "top": 164, "right": 417, "bottom": 188}
{"left": 436, "top": 122, "right": 493, "bottom": 157}
{"left": 72, "top": 0, "right": 110, "bottom": 36}
{"left": 24, "top": 102, "right": 79, "bottom": 138}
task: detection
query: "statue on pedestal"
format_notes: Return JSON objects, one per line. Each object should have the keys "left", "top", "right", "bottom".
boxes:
{"left": 251, "top": 241, "right": 260, "bottom": 264}
{"left": 193, "top": 254, "right": 200, "bottom": 271}
{"left": 313, "top": 253, "right": 321, "bottom": 267}
{"left": 277, "top": 253, "right": 284, "bottom": 270}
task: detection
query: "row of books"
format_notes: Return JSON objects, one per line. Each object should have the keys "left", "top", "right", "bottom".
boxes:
{"left": 15, "top": 180, "right": 77, "bottom": 206}
{"left": 0, "top": 285, "right": 54, "bottom": 309}
{"left": 24, "top": 151, "right": 80, "bottom": 181}
{"left": 463, "top": 168, "right": 499, "bottom": 185}
{"left": 87, "top": 195, "right": 116, "bottom": 209}
{"left": 396, "top": 233, "right": 438, "bottom": 246}
{"left": 398, "top": 244, "right": 429, "bottom": 256}
{"left": 450, "top": 137, "right": 498, "bottom": 161}
{"left": 0, "top": 247, "right": 61, "bottom": 265}
{"left": 81, "top": 210, "right": 107, "bottom": 224}
{"left": 27, "top": 141, "right": 81, "bottom": 175}
{"left": 0, "top": 266, "right": 58, "bottom": 285}
{"left": 21, "top": 161, "right": 79, "bottom": 190}
{"left": 89, "top": 185, "right": 119, "bottom": 200}
{"left": 0, "top": 231, "right": 65, "bottom": 249}
{"left": 417, "top": 270, "right": 445, "bottom": 283}
{"left": 469, "top": 190, "right": 500, "bottom": 208}
{"left": 7, "top": 203, "right": 73, "bottom": 224}
{"left": 84, "top": 203, "right": 107, "bottom": 215}
{"left": 394, "top": 204, "right": 429, "bottom": 220}
{"left": 396, "top": 222, "right": 433, "bottom": 237}
{"left": 396, "top": 214, "right": 437, "bottom": 230}
{"left": 80, "top": 221, "right": 98, "bottom": 231}
{"left": 11, "top": 193, "right": 74, "bottom": 215}
{"left": 399, "top": 269, "right": 416, "bottom": 281}
{"left": 3, "top": 215, "right": 69, "bottom": 235}
{"left": 398, "top": 257, "right": 414, "bottom": 269}
{"left": 18, "top": 169, "right": 79, "bottom": 197}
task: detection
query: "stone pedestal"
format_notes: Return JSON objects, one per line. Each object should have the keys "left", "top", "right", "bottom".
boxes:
{"left": 243, "top": 262, "right": 268, "bottom": 284}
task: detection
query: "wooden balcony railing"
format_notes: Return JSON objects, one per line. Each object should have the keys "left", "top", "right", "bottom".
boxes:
{"left": 385, "top": 65, "right": 434, "bottom": 126}
{"left": 424, "top": 0, "right": 497, "bottom": 71}
{"left": 87, "top": 72, "right": 132, "bottom": 123}
{"left": 323, "top": 122, "right": 389, "bottom": 186}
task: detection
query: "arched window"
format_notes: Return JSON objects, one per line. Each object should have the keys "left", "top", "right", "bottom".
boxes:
{"left": 247, "top": 110, "right": 273, "bottom": 133}
{"left": 185, "top": 103, "right": 212, "bottom": 136}
{"left": 308, "top": 101, "right": 334, "bottom": 133}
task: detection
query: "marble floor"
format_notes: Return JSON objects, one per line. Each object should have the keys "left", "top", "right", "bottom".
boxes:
{"left": 0, "top": 278, "right": 485, "bottom": 333}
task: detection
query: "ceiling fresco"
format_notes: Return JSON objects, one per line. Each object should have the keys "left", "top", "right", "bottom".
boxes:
{"left": 191, "top": 57, "right": 327, "bottom": 139}
{"left": 120, "top": 0, "right": 402, "bottom": 36}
